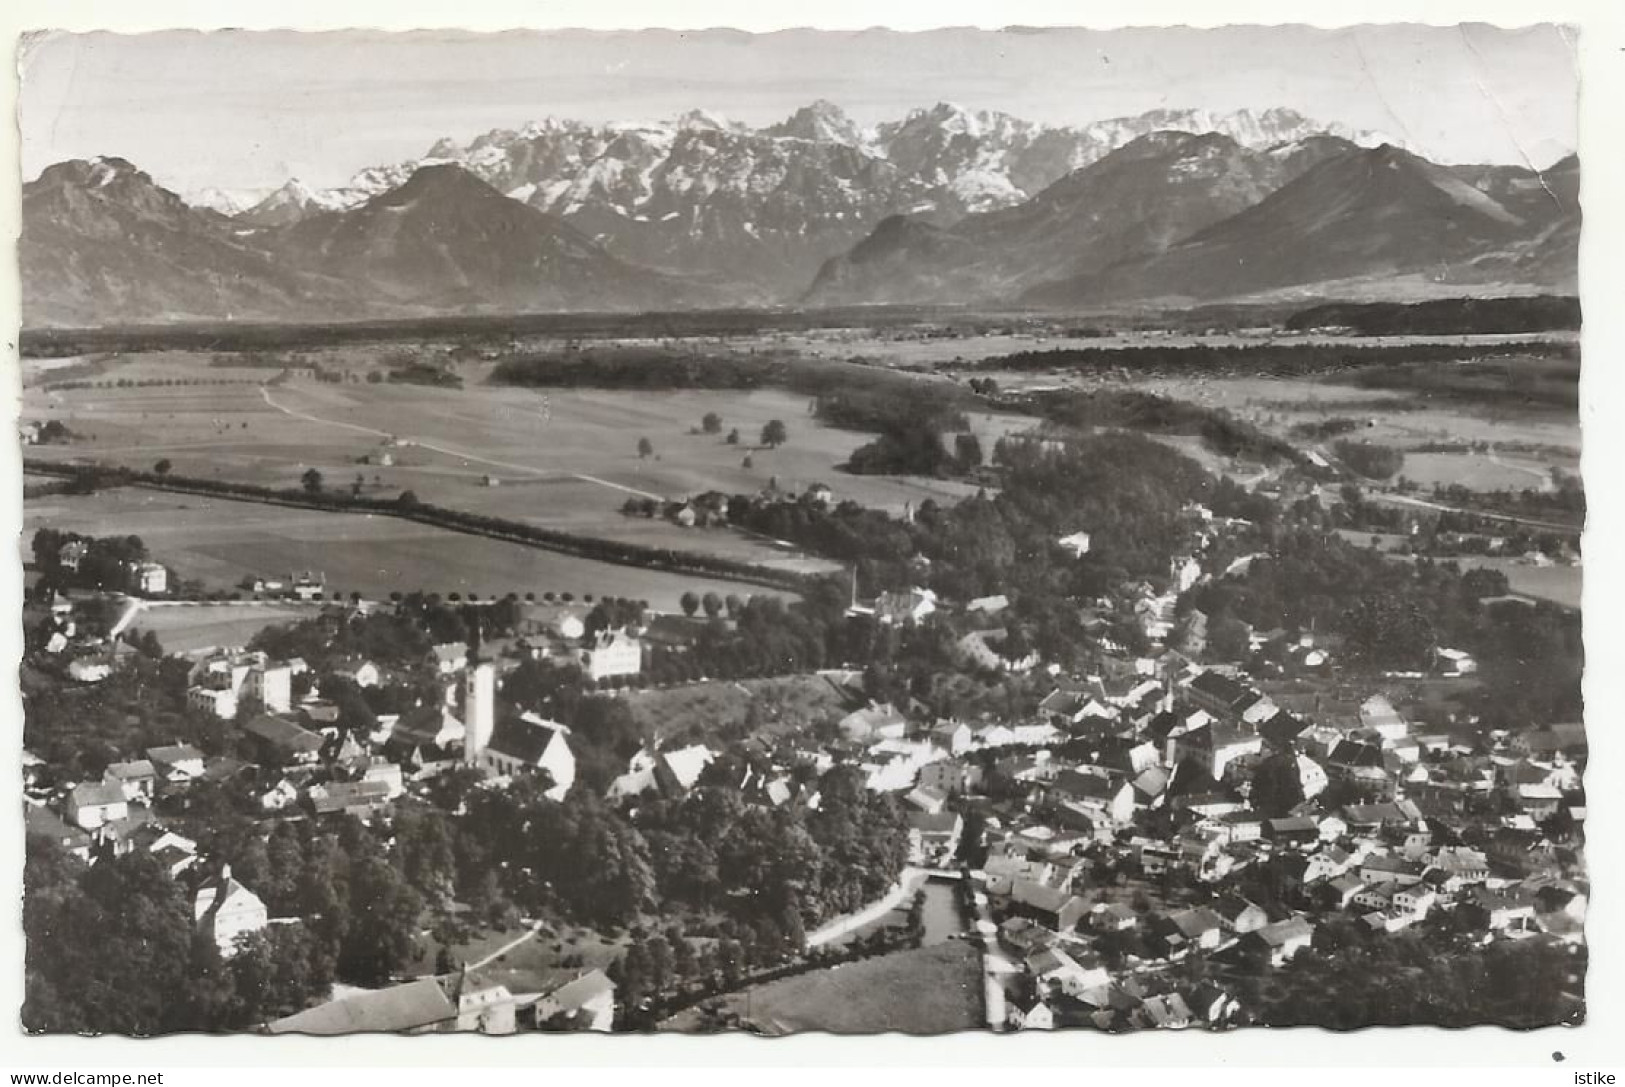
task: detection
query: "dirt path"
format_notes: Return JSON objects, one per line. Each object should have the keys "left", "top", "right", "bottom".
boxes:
{"left": 467, "top": 922, "right": 546, "bottom": 970}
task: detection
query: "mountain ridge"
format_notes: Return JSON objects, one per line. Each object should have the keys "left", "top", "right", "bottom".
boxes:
{"left": 209, "top": 103, "right": 1414, "bottom": 296}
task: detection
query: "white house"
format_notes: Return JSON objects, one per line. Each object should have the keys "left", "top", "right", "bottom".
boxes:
{"left": 533, "top": 970, "right": 616, "bottom": 1032}
{"left": 431, "top": 642, "right": 469, "bottom": 675}
{"left": 194, "top": 870, "right": 269, "bottom": 957}
{"left": 873, "top": 588, "right": 939, "bottom": 626}
{"left": 582, "top": 630, "right": 642, "bottom": 681}
{"left": 248, "top": 662, "right": 293, "bottom": 713}
{"left": 147, "top": 744, "right": 207, "bottom": 786}
{"left": 332, "top": 658, "right": 381, "bottom": 689}
{"left": 1057, "top": 531, "right": 1092, "bottom": 557}
{"left": 103, "top": 759, "right": 158, "bottom": 803}
{"left": 66, "top": 781, "right": 129, "bottom": 829}
{"left": 67, "top": 657, "right": 113, "bottom": 683}
{"left": 188, "top": 685, "right": 240, "bottom": 720}
{"left": 1435, "top": 647, "right": 1479, "bottom": 677}
{"left": 1026, "top": 946, "right": 1110, "bottom": 997}
{"left": 126, "top": 561, "right": 168, "bottom": 595}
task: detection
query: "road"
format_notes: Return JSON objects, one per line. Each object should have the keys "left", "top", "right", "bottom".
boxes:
{"left": 260, "top": 386, "right": 664, "bottom": 501}
{"left": 1315, "top": 482, "right": 1578, "bottom": 533}
{"left": 964, "top": 879, "right": 1011, "bottom": 1031}
{"left": 1361, "top": 489, "right": 1579, "bottom": 532}
{"left": 805, "top": 866, "right": 929, "bottom": 948}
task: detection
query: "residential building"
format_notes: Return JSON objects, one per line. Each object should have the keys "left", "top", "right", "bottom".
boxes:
{"left": 581, "top": 630, "right": 642, "bottom": 681}
{"left": 907, "top": 811, "right": 964, "bottom": 867}
{"left": 533, "top": 970, "right": 616, "bottom": 1032}
{"left": 194, "top": 869, "right": 269, "bottom": 957}
{"left": 430, "top": 642, "right": 469, "bottom": 675}
{"left": 66, "top": 781, "right": 129, "bottom": 830}
{"left": 146, "top": 744, "right": 207, "bottom": 786}
{"left": 1249, "top": 917, "right": 1315, "bottom": 966}
{"left": 103, "top": 759, "right": 157, "bottom": 802}
{"left": 126, "top": 561, "right": 168, "bottom": 595}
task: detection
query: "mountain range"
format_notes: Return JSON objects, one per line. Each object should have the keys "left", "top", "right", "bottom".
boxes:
{"left": 21, "top": 102, "right": 1579, "bottom": 327}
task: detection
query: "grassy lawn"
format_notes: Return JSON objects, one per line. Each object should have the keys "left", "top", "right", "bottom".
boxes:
{"left": 661, "top": 940, "right": 984, "bottom": 1035}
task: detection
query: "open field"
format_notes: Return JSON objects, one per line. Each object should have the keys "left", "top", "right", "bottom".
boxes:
{"left": 690, "top": 329, "right": 1578, "bottom": 369}
{"left": 24, "top": 488, "right": 790, "bottom": 612}
{"left": 121, "top": 602, "right": 318, "bottom": 655}
{"left": 974, "top": 362, "right": 1579, "bottom": 493}
{"left": 659, "top": 940, "right": 983, "bottom": 1035}
{"left": 1399, "top": 451, "right": 1559, "bottom": 492}
{"left": 24, "top": 356, "right": 1037, "bottom": 566}
{"left": 1453, "top": 557, "right": 1583, "bottom": 610}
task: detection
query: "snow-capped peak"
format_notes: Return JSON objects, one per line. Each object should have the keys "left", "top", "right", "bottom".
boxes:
{"left": 185, "top": 185, "right": 274, "bottom": 215}
{"left": 676, "top": 108, "right": 736, "bottom": 133}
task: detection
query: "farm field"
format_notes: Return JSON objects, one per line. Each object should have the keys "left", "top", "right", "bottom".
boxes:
{"left": 659, "top": 940, "right": 984, "bottom": 1035}
{"left": 120, "top": 602, "right": 319, "bottom": 655}
{"left": 1453, "top": 556, "right": 1583, "bottom": 610}
{"left": 24, "top": 358, "right": 1038, "bottom": 566}
{"left": 23, "top": 488, "right": 790, "bottom": 612}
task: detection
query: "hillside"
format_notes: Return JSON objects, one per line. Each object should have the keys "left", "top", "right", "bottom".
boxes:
{"left": 20, "top": 158, "right": 363, "bottom": 327}
{"left": 1024, "top": 144, "right": 1569, "bottom": 306}
{"left": 273, "top": 164, "right": 727, "bottom": 312}
{"left": 805, "top": 131, "right": 1354, "bottom": 305}
{"left": 21, "top": 159, "right": 734, "bottom": 326}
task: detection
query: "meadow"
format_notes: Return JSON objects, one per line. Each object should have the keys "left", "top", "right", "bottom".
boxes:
{"left": 973, "top": 357, "right": 1580, "bottom": 494}
{"left": 120, "top": 602, "right": 319, "bottom": 655}
{"left": 24, "top": 351, "right": 1036, "bottom": 572}
{"left": 659, "top": 940, "right": 984, "bottom": 1035}
{"left": 24, "top": 488, "right": 789, "bottom": 612}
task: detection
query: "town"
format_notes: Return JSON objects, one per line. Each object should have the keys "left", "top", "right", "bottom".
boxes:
{"left": 14, "top": 20, "right": 1586, "bottom": 1044}
{"left": 21, "top": 440, "right": 1586, "bottom": 1035}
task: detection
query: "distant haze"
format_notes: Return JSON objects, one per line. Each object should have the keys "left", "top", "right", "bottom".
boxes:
{"left": 20, "top": 24, "right": 1577, "bottom": 194}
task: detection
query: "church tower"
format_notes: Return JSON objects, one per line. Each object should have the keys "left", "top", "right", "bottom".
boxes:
{"left": 462, "top": 661, "right": 495, "bottom": 765}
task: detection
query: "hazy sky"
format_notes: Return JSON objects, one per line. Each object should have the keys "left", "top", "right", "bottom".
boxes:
{"left": 19, "top": 24, "right": 1578, "bottom": 195}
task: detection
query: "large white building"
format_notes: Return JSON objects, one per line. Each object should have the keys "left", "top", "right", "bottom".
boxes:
{"left": 187, "top": 651, "right": 292, "bottom": 720}
{"left": 582, "top": 630, "right": 642, "bottom": 682}
{"left": 126, "top": 561, "right": 168, "bottom": 595}
{"left": 247, "top": 662, "right": 292, "bottom": 714}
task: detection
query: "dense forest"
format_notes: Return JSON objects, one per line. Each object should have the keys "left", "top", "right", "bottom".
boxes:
{"left": 22, "top": 759, "right": 911, "bottom": 1034}
{"left": 18, "top": 306, "right": 983, "bottom": 358}
{"left": 968, "top": 338, "right": 1577, "bottom": 379}
{"left": 1284, "top": 295, "right": 1581, "bottom": 336}
{"left": 1016, "top": 388, "right": 1305, "bottom": 466}
{"left": 1187, "top": 526, "right": 1582, "bottom": 724}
